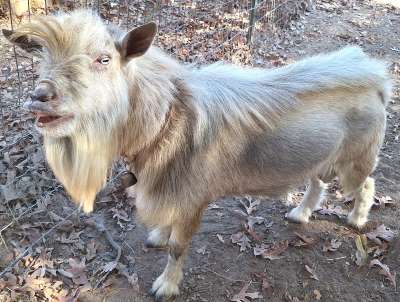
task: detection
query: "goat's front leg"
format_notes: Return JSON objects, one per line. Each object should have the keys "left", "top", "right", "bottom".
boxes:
{"left": 150, "top": 212, "right": 202, "bottom": 302}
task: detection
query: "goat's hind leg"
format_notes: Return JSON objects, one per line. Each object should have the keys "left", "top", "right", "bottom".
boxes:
{"left": 287, "top": 178, "right": 326, "bottom": 223}
{"left": 344, "top": 175, "right": 375, "bottom": 229}
{"left": 151, "top": 212, "right": 202, "bottom": 301}
{"left": 337, "top": 154, "right": 377, "bottom": 229}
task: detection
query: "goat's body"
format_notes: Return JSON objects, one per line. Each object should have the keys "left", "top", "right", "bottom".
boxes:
{"left": 130, "top": 47, "right": 388, "bottom": 230}
{"left": 122, "top": 46, "right": 389, "bottom": 300}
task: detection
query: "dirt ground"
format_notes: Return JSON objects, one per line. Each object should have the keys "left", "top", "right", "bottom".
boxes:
{"left": 0, "top": 0, "right": 399, "bottom": 301}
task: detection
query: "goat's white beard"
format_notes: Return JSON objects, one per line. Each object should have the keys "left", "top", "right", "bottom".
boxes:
{"left": 43, "top": 96, "right": 129, "bottom": 212}
{"left": 44, "top": 120, "right": 119, "bottom": 212}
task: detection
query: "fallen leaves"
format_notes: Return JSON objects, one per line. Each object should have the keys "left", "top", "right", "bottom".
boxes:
{"left": 245, "top": 216, "right": 264, "bottom": 242}
{"left": 231, "top": 282, "right": 263, "bottom": 302}
{"left": 313, "top": 289, "right": 322, "bottom": 300}
{"left": 117, "top": 263, "right": 140, "bottom": 291}
{"left": 216, "top": 234, "right": 225, "bottom": 244}
{"left": 305, "top": 265, "right": 319, "bottom": 281}
{"left": 293, "top": 232, "right": 317, "bottom": 247}
{"left": 253, "top": 272, "right": 273, "bottom": 297}
{"left": 64, "top": 258, "right": 89, "bottom": 286}
{"left": 366, "top": 225, "right": 396, "bottom": 245}
{"left": 253, "top": 240, "right": 289, "bottom": 260}
{"left": 322, "top": 239, "right": 342, "bottom": 252}
{"left": 369, "top": 259, "right": 396, "bottom": 288}
{"left": 231, "top": 232, "right": 252, "bottom": 252}
{"left": 240, "top": 197, "right": 261, "bottom": 215}
{"left": 373, "top": 195, "right": 395, "bottom": 207}
{"left": 196, "top": 245, "right": 207, "bottom": 255}
{"left": 317, "top": 204, "right": 348, "bottom": 218}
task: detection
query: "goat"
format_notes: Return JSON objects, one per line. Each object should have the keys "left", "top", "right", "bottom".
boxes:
{"left": 3, "top": 10, "right": 390, "bottom": 301}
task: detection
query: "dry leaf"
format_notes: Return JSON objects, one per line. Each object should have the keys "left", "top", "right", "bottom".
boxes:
{"left": 57, "top": 288, "right": 80, "bottom": 302}
{"left": 231, "top": 282, "right": 263, "bottom": 302}
{"left": 247, "top": 216, "right": 264, "bottom": 229}
{"left": 65, "top": 258, "right": 89, "bottom": 286}
{"left": 262, "top": 277, "right": 272, "bottom": 295}
{"left": 231, "top": 232, "right": 251, "bottom": 252}
{"left": 240, "top": 197, "right": 261, "bottom": 215}
{"left": 368, "top": 243, "right": 388, "bottom": 257}
{"left": 0, "top": 273, "right": 18, "bottom": 290}
{"left": 366, "top": 225, "right": 395, "bottom": 245}
{"left": 208, "top": 204, "right": 222, "bottom": 210}
{"left": 293, "top": 232, "right": 316, "bottom": 247}
{"left": 196, "top": 245, "right": 207, "bottom": 255}
{"left": 373, "top": 195, "right": 395, "bottom": 207}
{"left": 253, "top": 240, "right": 289, "bottom": 260}
{"left": 322, "top": 239, "right": 342, "bottom": 252}
{"left": 245, "top": 218, "right": 263, "bottom": 242}
{"left": 117, "top": 263, "right": 140, "bottom": 291}
{"left": 314, "top": 289, "right": 322, "bottom": 300}
{"left": 86, "top": 240, "right": 98, "bottom": 261}
{"left": 355, "top": 235, "right": 368, "bottom": 267}
{"left": 305, "top": 265, "right": 319, "bottom": 281}
{"left": 369, "top": 259, "right": 396, "bottom": 288}
{"left": 318, "top": 204, "right": 348, "bottom": 217}
{"left": 102, "top": 260, "right": 118, "bottom": 273}
{"left": 216, "top": 234, "right": 225, "bottom": 244}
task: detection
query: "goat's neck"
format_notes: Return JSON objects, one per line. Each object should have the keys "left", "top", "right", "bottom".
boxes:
{"left": 120, "top": 48, "right": 186, "bottom": 169}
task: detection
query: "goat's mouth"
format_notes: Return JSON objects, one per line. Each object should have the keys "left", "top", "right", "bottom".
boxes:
{"left": 35, "top": 112, "right": 74, "bottom": 127}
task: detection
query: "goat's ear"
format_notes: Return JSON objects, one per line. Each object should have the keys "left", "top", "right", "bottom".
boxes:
{"left": 2, "top": 29, "right": 42, "bottom": 53}
{"left": 118, "top": 22, "right": 157, "bottom": 60}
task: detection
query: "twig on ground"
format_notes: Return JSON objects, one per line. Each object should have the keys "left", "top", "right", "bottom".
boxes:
{"left": 84, "top": 216, "right": 122, "bottom": 288}
{"left": 205, "top": 268, "right": 246, "bottom": 283}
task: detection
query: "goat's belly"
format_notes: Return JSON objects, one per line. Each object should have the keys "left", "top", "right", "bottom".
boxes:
{"left": 237, "top": 114, "right": 344, "bottom": 184}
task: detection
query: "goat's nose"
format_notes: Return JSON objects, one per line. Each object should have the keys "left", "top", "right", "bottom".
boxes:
{"left": 31, "top": 82, "right": 57, "bottom": 102}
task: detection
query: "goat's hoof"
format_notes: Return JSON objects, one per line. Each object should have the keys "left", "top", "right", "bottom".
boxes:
{"left": 287, "top": 206, "right": 310, "bottom": 224}
{"left": 154, "top": 293, "right": 177, "bottom": 302}
{"left": 347, "top": 211, "right": 367, "bottom": 229}
{"left": 151, "top": 275, "right": 179, "bottom": 302}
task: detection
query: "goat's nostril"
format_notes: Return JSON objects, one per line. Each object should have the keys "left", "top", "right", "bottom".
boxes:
{"left": 32, "top": 82, "right": 58, "bottom": 102}
{"left": 32, "top": 88, "right": 50, "bottom": 102}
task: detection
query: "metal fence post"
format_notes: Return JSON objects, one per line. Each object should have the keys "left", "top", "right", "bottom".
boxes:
{"left": 247, "top": 0, "right": 256, "bottom": 44}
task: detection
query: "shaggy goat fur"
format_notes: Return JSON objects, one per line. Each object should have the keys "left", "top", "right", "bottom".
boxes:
{"left": 4, "top": 10, "right": 390, "bottom": 301}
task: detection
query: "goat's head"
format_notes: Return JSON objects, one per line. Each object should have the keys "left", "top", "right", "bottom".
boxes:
{"left": 3, "top": 10, "right": 157, "bottom": 138}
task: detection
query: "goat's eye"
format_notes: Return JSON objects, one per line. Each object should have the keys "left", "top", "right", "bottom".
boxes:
{"left": 97, "top": 56, "right": 110, "bottom": 65}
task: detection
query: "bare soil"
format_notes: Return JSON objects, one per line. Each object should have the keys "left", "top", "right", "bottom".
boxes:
{"left": 0, "top": 1, "right": 399, "bottom": 302}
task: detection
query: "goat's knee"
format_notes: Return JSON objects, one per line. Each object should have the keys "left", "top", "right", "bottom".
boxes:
{"left": 145, "top": 227, "right": 171, "bottom": 248}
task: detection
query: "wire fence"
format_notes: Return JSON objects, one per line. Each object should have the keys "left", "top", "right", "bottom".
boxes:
{"left": 0, "top": 0, "right": 306, "bottom": 282}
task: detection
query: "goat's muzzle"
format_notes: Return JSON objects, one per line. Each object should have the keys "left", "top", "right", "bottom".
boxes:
{"left": 23, "top": 81, "right": 73, "bottom": 128}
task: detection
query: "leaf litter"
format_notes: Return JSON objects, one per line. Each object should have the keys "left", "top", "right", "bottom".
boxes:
{"left": 369, "top": 259, "right": 396, "bottom": 288}
{"left": 366, "top": 224, "right": 396, "bottom": 245}
{"left": 231, "top": 232, "right": 252, "bottom": 252}
{"left": 305, "top": 265, "right": 319, "bottom": 281}
{"left": 253, "top": 240, "right": 289, "bottom": 260}
{"left": 231, "top": 282, "right": 263, "bottom": 302}
{"left": 322, "top": 239, "right": 342, "bottom": 252}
